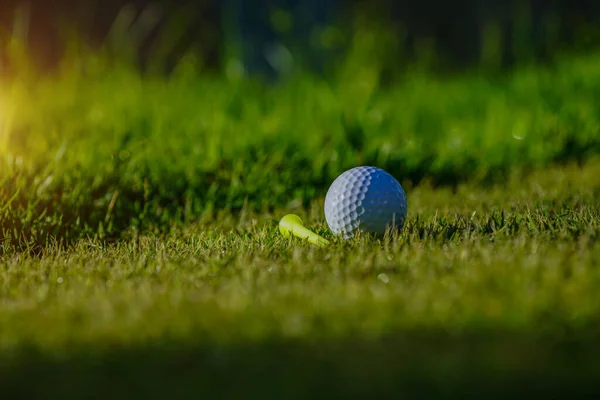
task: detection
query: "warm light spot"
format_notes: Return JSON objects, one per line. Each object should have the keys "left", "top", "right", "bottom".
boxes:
{"left": 0, "top": 89, "right": 7, "bottom": 155}
{"left": 0, "top": 82, "right": 19, "bottom": 159}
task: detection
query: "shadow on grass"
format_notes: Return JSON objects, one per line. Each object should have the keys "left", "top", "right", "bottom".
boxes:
{"left": 1, "top": 330, "right": 599, "bottom": 399}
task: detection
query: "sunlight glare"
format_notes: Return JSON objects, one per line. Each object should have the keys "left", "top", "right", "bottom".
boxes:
{"left": 0, "top": 83, "right": 15, "bottom": 158}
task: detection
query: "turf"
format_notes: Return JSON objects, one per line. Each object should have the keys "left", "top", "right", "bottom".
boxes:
{"left": 1, "top": 159, "right": 599, "bottom": 398}
{"left": 2, "top": 52, "right": 600, "bottom": 248}
{"left": 1, "top": 48, "right": 600, "bottom": 397}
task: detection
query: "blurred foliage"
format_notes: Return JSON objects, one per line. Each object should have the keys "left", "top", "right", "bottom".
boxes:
{"left": 2, "top": 0, "right": 600, "bottom": 75}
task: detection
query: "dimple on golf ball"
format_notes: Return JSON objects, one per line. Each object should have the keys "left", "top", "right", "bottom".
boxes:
{"left": 324, "top": 166, "right": 407, "bottom": 238}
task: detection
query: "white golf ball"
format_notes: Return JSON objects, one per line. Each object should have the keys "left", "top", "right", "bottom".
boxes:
{"left": 324, "top": 166, "right": 407, "bottom": 238}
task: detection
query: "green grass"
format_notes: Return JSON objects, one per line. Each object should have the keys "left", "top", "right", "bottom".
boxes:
{"left": 1, "top": 160, "right": 599, "bottom": 398}
{"left": 2, "top": 52, "right": 600, "bottom": 248}
{"left": 1, "top": 47, "right": 600, "bottom": 397}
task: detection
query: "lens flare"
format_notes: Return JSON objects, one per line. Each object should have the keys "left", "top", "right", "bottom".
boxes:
{"left": 0, "top": 89, "right": 5, "bottom": 153}
{"left": 0, "top": 83, "right": 16, "bottom": 160}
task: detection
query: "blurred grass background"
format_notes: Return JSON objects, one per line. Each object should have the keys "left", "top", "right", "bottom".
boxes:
{"left": 0, "top": 0, "right": 600, "bottom": 249}
{"left": 1, "top": 3, "right": 600, "bottom": 398}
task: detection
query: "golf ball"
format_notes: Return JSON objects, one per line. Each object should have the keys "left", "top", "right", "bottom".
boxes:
{"left": 324, "top": 166, "right": 407, "bottom": 238}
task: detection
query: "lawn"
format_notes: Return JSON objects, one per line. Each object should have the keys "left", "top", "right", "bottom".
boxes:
{"left": 0, "top": 48, "right": 599, "bottom": 398}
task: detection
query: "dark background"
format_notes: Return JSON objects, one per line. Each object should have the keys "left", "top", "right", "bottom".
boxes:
{"left": 1, "top": 0, "right": 600, "bottom": 76}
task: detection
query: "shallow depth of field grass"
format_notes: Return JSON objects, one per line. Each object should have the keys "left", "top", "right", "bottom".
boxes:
{"left": 1, "top": 41, "right": 600, "bottom": 397}
{"left": 2, "top": 51, "right": 600, "bottom": 249}
{"left": 0, "top": 160, "right": 599, "bottom": 398}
